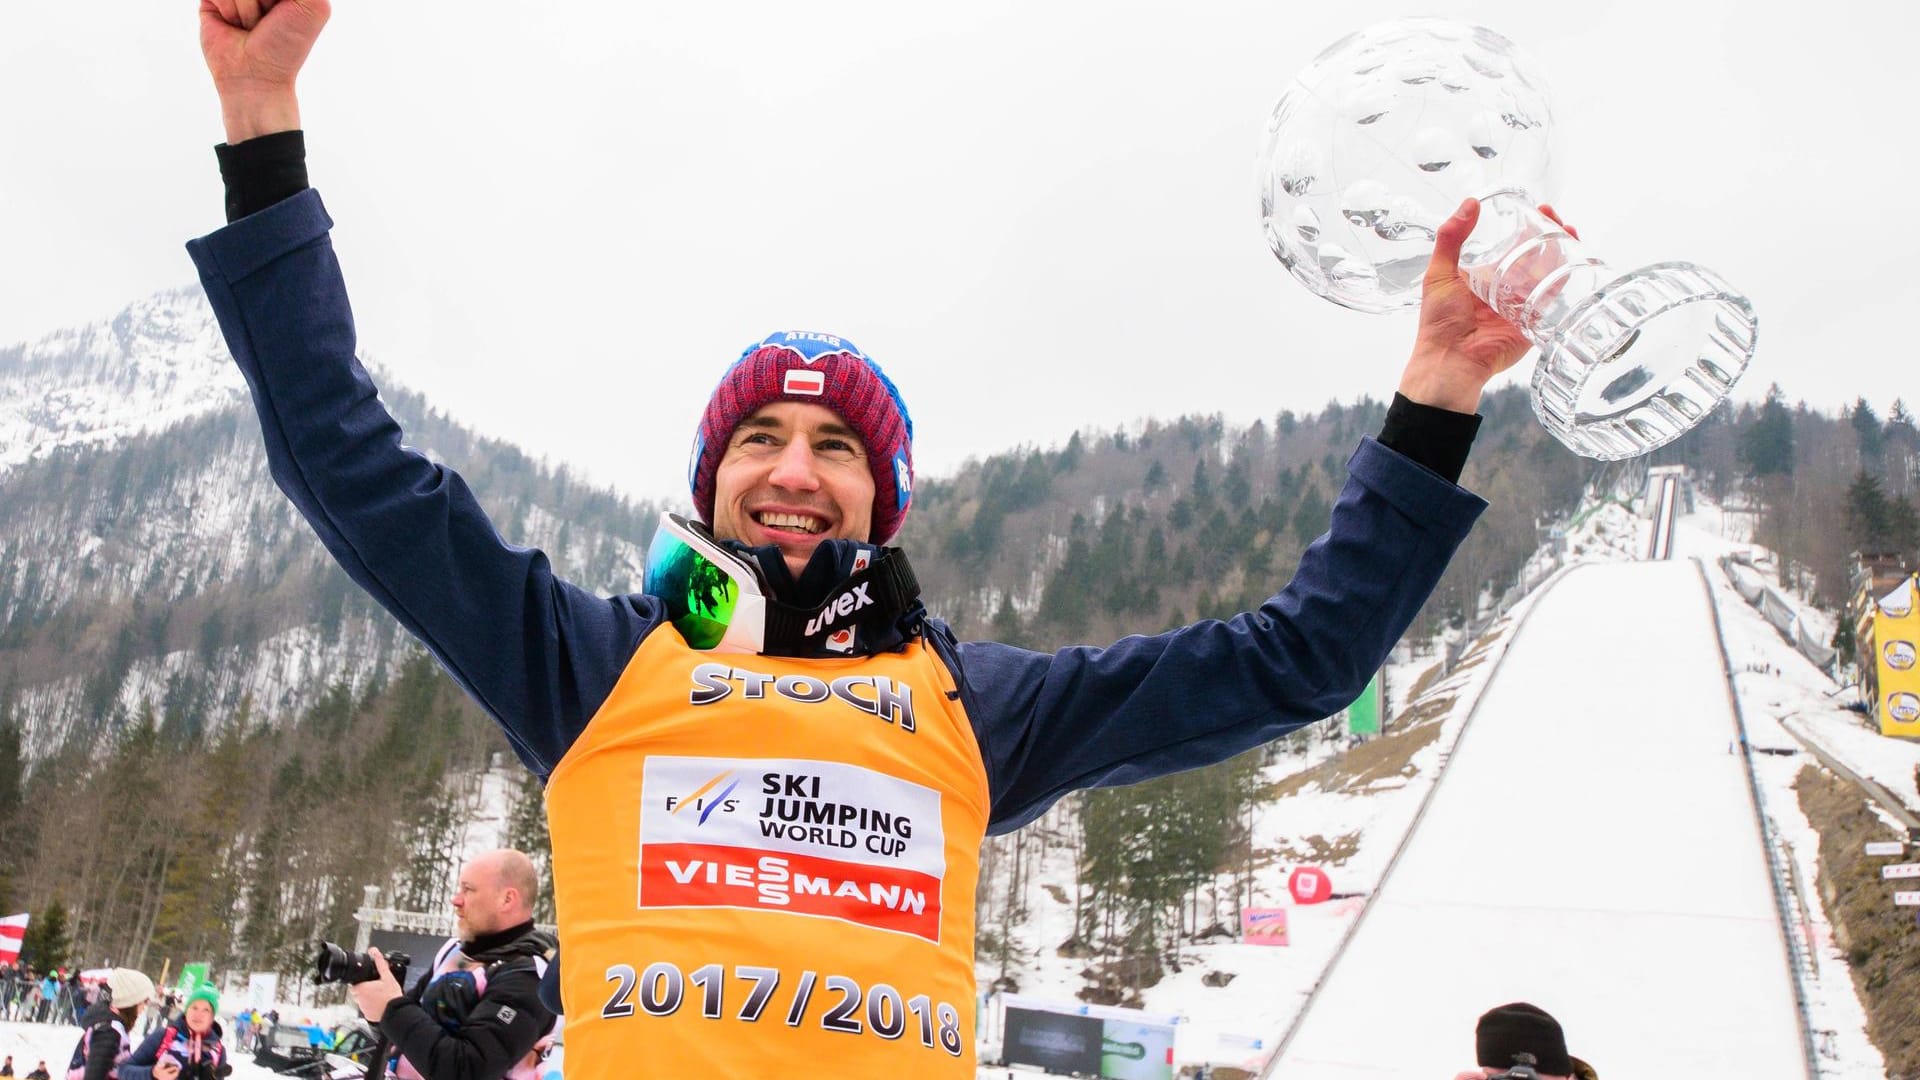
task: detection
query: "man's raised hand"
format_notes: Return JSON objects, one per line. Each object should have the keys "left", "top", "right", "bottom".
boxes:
{"left": 1398, "top": 198, "right": 1578, "bottom": 415}
{"left": 198, "top": 0, "right": 331, "bottom": 143}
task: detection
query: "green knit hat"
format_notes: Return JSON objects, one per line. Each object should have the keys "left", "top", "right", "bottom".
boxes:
{"left": 185, "top": 982, "right": 219, "bottom": 1013}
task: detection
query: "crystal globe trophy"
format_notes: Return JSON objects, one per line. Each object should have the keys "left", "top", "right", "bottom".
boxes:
{"left": 1259, "top": 18, "right": 1756, "bottom": 460}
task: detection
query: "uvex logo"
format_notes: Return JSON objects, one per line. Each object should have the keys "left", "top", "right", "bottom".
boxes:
{"left": 805, "top": 583, "right": 872, "bottom": 637}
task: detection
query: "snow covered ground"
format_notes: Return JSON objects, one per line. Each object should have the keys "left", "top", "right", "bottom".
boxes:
{"left": 1672, "top": 502, "right": 1917, "bottom": 1077}
{"left": 978, "top": 484, "right": 1918, "bottom": 1078}
{"left": 0, "top": 1019, "right": 286, "bottom": 1079}
{"left": 1275, "top": 559, "right": 1804, "bottom": 1076}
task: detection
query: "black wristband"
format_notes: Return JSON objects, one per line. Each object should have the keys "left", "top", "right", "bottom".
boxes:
{"left": 214, "top": 130, "right": 310, "bottom": 223}
{"left": 1377, "top": 392, "right": 1481, "bottom": 484}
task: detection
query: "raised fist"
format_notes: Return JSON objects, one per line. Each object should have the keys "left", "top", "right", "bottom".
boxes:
{"left": 197, "top": 0, "right": 331, "bottom": 142}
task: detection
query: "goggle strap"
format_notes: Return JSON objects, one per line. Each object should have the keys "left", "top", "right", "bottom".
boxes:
{"left": 762, "top": 549, "right": 921, "bottom": 646}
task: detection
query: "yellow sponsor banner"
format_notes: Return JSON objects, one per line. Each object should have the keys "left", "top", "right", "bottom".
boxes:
{"left": 1877, "top": 576, "right": 1920, "bottom": 738}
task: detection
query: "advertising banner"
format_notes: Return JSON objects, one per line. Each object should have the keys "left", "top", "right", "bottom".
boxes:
{"left": 1876, "top": 577, "right": 1920, "bottom": 738}
{"left": 176, "top": 962, "right": 210, "bottom": 996}
{"left": 1000, "top": 997, "right": 1181, "bottom": 1080}
{"left": 247, "top": 972, "right": 278, "bottom": 1012}
{"left": 1240, "top": 906, "right": 1290, "bottom": 946}
{"left": 1004, "top": 1006, "right": 1104, "bottom": 1075}
{"left": 1347, "top": 672, "right": 1381, "bottom": 736}
{"left": 1100, "top": 1019, "right": 1176, "bottom": 1080}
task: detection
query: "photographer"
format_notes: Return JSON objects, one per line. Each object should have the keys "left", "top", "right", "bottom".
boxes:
{"left": 348, "top": 850, "right": 557, "bottom": 1080}
{"left": 118, "top": 983, "right": 229, "bottom": 1080}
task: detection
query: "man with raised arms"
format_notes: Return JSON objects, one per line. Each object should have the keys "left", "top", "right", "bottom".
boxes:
{"left": 191, "top": 2, "right": 1567, "bottom": 1074}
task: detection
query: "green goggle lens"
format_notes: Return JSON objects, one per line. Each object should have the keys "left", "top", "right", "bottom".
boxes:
{"left": 644, "top": 529, "right": 744, "bottom": 650}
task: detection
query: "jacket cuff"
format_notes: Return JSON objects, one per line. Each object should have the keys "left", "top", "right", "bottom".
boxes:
{"left": 1347, "top": 436, "right": 1487, "bottom": 539}
{"left": 186, "top": 188, "right": 334, "bottom": 284}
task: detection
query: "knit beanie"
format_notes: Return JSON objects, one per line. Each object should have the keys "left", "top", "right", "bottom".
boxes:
{"left": 186, "top": 982, "right": 219, "bottom": 1013}
{"left": 689, "top": 331, "right": 914, "bottom": 544}
{"left": 106, "top": 968, "right": 155, "bottom": 1009}
{"left": 1476, "top": 1002, "right": 1582, "bottom": 1075}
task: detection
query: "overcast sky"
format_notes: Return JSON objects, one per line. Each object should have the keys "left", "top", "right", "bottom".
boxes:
{"left": 1, "top": 1, "right": 1911, "bottom": 502}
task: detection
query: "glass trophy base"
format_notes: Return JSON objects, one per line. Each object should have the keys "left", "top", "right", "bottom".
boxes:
{"left": 1531, "top": 262, "right": 1757, "bottom": 461}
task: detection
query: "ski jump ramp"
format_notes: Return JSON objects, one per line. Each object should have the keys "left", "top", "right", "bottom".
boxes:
{"left": 1270, "top": 561, "right": 1806, "bottom": 1077}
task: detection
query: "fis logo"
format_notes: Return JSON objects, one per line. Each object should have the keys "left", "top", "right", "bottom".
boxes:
{"left": 665, "top": 770, "right": 742, "bottom": 825}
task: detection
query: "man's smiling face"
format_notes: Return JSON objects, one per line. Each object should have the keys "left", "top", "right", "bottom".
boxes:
{"left": 709, "top": 401, "right": 875, "bottom": 578}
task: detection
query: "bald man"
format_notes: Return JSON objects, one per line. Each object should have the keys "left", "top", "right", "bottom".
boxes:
{"left": 351, "top": 850, "right": 559, "bottom": 1080}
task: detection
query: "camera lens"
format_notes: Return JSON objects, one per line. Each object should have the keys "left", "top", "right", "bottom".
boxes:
{"left": 312, "top": 942, "right": 352, "bottom": 984}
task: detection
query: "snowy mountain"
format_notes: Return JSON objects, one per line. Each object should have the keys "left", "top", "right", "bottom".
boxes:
{"left": 0, "top": 289, "right": 659, "bottom": 763}
{"left": 0, "top": 287, "right": 244, "bottom": 476}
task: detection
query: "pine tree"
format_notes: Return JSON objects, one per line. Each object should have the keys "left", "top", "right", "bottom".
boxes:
{"left": 1847, "top": 471, "right": 1892, "bottom": 551}
{"left": 1190, "top": 458, "right": 1213, "bottom": 507}
{"left": 22, "top": 899, "right": 71, "bottom": 970}
{"left": 1291, "top": 484, "right": 1329, "bottom": 544}
{"left": 1056, "top": 432, "right": 1085, "bottom": 473}
{"left": 1143, "top": 460, "right": 1166, "bottom": 491}
{"left": 1224, "top": 454, "right": 1251, "bottom": 509}
{"left": 504, "top": 770, "right": 556, "bottom": 923}
{"left": 1852, "top": 397, "right": 1884, "bottom": 465}
{"left": 1889, "top": 495, "right": 1920, "bottom": 558}
{"left": 990, "top": 594, "right": 1028, "bottom": 649}
{"left": 1740, "top": 384, "right": 1795, "bottom": 478}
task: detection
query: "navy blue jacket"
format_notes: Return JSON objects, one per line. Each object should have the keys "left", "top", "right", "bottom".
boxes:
{"left": 186, "top": 189, "right": 1486, "bottom": 833}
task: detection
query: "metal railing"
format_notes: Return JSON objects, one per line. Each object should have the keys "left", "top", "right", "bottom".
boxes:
{"left": 1694, "top": 557, "right": 1821, "bottom": 1078}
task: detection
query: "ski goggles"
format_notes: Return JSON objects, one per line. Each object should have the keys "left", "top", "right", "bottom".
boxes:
{"left": 644, "top": 512, "right": 768, "bottom": 653}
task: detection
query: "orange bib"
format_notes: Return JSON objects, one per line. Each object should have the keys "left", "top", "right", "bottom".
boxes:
{"left": 545, "top": 630, "right": 989, "bottom": 1078}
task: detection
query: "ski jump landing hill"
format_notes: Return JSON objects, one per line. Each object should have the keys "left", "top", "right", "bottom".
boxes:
{"left": 1268, "top": 557, "right": 1808, "bottom": 1077}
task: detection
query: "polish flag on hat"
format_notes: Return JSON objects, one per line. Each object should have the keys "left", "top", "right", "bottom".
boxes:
{"left": 783, "top": 368, "right": 826, "bottom": 396}
{"left": 0, "top": 912, "right": 28, "bottom": 966}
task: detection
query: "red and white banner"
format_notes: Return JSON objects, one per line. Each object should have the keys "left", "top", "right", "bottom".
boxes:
{"left": 0, "top": 912, "right": 28, "bottom": 966}
{"left": 1240, "top": 907, "right": 1290, "bottom": 946}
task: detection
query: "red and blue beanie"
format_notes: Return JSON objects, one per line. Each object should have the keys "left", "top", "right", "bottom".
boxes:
{"left": 690, "top": 331, "right": 915, "bottom": 544}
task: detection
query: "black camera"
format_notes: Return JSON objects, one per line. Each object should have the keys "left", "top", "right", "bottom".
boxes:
{"left": 312, "top": 941, "right": 411, "bottom": 987}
